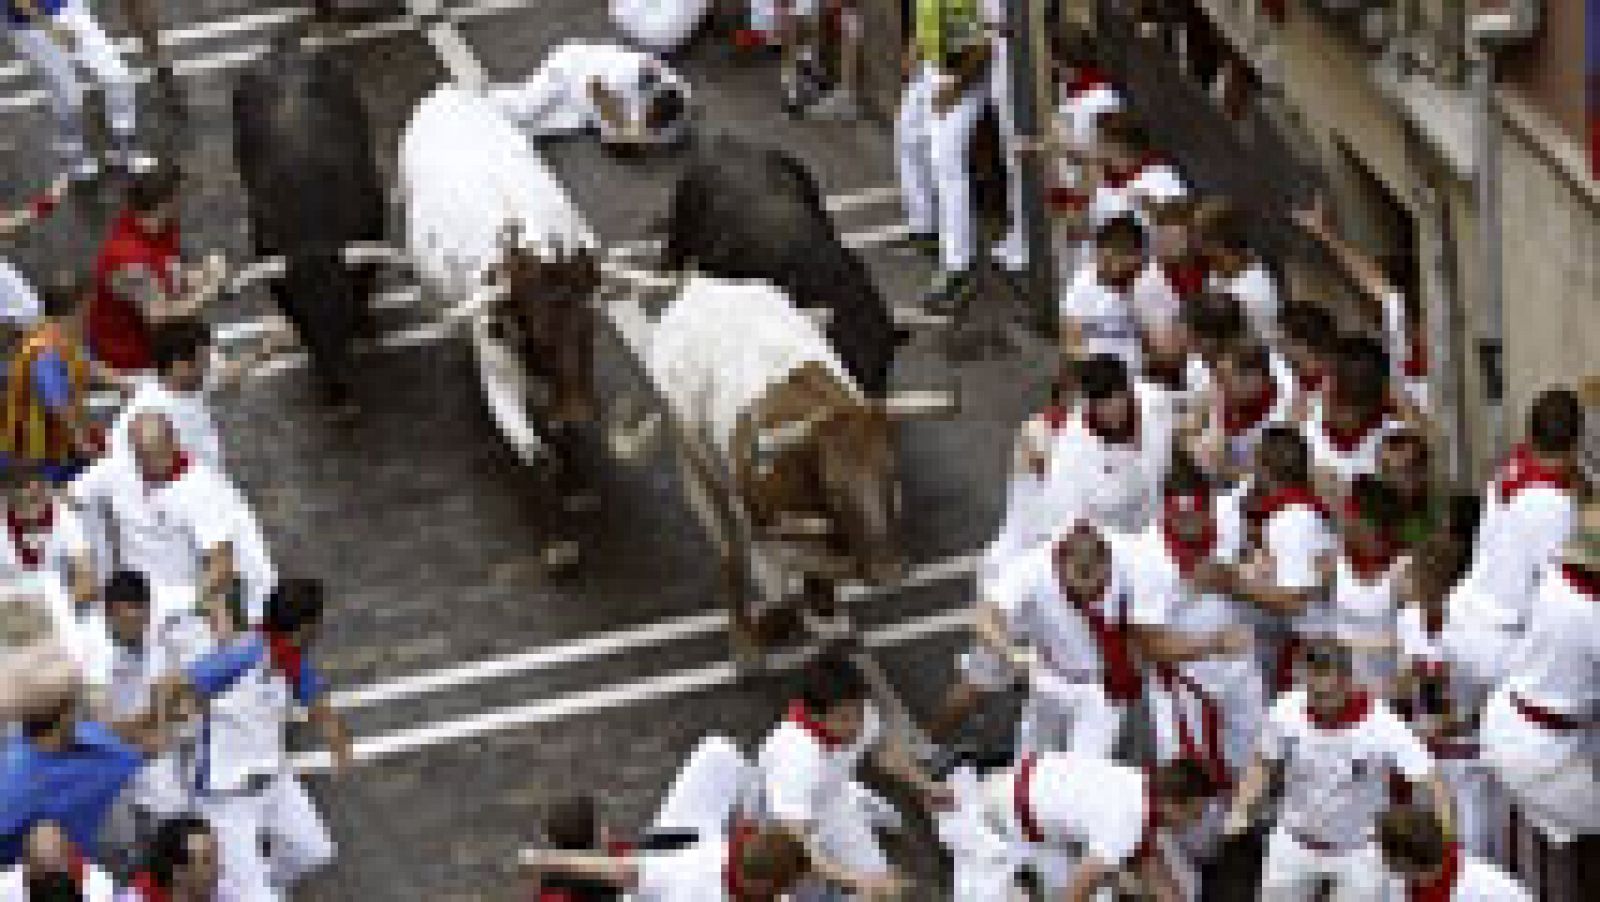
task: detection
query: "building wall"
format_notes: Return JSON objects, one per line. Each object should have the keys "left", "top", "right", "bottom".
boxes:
{"left": 1496, "top": 89, "right": 1600, "bottom": 453}
{"left": 1500, "top": 0, "right": 1589, "bottom": 143}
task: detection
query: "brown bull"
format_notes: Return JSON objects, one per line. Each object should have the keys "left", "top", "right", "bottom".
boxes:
{"left": 484, "top": 235, "right": 601, "bottom": 430}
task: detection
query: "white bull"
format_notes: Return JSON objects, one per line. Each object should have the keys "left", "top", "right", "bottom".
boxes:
{"left": 611, "top": 0, "right": 713, "bottom": 54}
{"left": 398, "top": 86, "right": 599, "bottom": 467}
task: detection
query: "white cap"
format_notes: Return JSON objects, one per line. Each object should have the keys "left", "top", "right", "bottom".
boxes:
{"left": 1132, "top": 164, "right": 1189, "bottom": 205}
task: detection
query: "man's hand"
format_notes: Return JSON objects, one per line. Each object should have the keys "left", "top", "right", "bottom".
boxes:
{"left": 1190, "top": 560, "right": 1236, "bottom": 595}
{"left": 932, "top": 80, "right": 963, "bottom": 115}
{"left": 854, "top": 872, "right": 908, "bottom": 901}
{"left": 1221, "top": 805, "right": 1251, "bottom": 839}
{"left": 330, "top": 736, "right": 356, "bottom": 774}
{"left": 1210, "top": 626, "right": 1254, "bottom": 658}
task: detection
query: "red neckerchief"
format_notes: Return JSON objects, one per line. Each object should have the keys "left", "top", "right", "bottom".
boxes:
{"left": 1403, "top": 332, "right": 1427, "bottom": 379}
{"left": 1308, "top": 691, "right": 1372, "bottom": 730}
{"left": 1223, "top": 380, "right": 1278, "bottom": 436}
{"left": 1054, "top": 544, "right": 1141, "bottom": 702}
{"left": 1103, "top": 162, "right": 1141, "bottom": 190}
{"left": 1066, "top": 66, "right": 1113, "bottom": 97}
{"left": 1294, "top": 363, "right": 1325, "bottom": 396}
{"left": 1161, "top": 493, "right": 1216, "bottom": 577}
{"left": 263, "top": 629, "right": 304, "bottom": 686}
{"left": 1161, "top": 260, "right": 1207, "bottom": 301}
{"left": 1245, "top": 484, "right": 1330, "bottom": 549}
{"left": 5, "top": 501, "right": 52, "bottom": 569}
{"left": 1322, "top": 403, "right": 1389, "bottom": 454}
{"left": 722, "top": 817, "right": 758, "bottom": 900}
{"left": 1100, "top": 267, "right": 1138, "bottom": 294}
{"left": 1041, "top": 403, "right": 1070, "bottom": 433}
{"left": 1495, "top": 443, "right": 1573, "bottom": 503}
{"left": 143, "top": 451, "right": 191, "bottom": 492}
{"left": 1047, "top": 185, "right": 1089, "bottom": 213}
{"left": 1131, "top": 767, "right": 1163, "bottom": 863}
{"left": 786, "top": 699, "right": 845, "bottom": 750}
{"left": 129, "top": 872, "right": 170, "bottom": 902}
{"left": 1407, "top": 842, "right": 1462, "bottom": 902}
{"left": 1084, "top": 400, "right": 1139, "bottom": 447}
{"left": 1014, "top": 754, "right": 1044, "bottom": 843}
{"left": 1561, "top": 564, "right": 1600, "bottom": 601}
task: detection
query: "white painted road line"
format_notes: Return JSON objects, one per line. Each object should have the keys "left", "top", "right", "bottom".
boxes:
{"left": 825, "top": 185, "right": 900, "bottom": 214}
{"left": 293, "top": 606, "right": 974, "bottom": 771}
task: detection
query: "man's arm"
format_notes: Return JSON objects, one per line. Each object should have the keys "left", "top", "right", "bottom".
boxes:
{"left": 1134, "top": 621, "right": 1251, "bottom": 665}
{"left": 307, "top": 698, "right": 355, "bottom": 772}
{"left": 518, "top": 849, "right": 638, "bottom": 889}
{"left": 972, "top": 601, "right": 1031, "bottom": 673}
{"left": 111, "top": 634, "right": 268, "bottom": 754}
{"left": 1058, "top": 856, "right": 1115, "bottom": 902}
{"left": 1223, "top": 754, "right": 1272, "bottom": 837}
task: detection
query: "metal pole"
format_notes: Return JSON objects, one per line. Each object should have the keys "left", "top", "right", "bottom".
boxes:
{"left": 1473, "top": 49, "right": 1504, "bottom": 464}
{"left": 1009, "top": 0, "right": 1058, "bottom": 336}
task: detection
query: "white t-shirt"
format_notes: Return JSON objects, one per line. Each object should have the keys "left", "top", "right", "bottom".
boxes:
{"left": 1034, "top": 384, "right": 1172, "bottom": 537}
{"left": 756, "top": 702, "right": 882, "bottom": 829}
{"left": 69, "top": 457, "right": 277, "bottom": 622}
{"left": 490, "top": 40, "right": 687, "bottom": 141}
{"left": 1058, "top": 267, "right": 1141, "bottom": 374}
{"left": 1500, "top": 566, "right": 1598, "bottom": 721}
{"left": 109, "top": 375, "right": 225, "bottom": 474}
{"left": 0, "top": 861, "right": 117, "bottom": 901}
{"left": 1259, "top": 690, "right": 1434, "bottom": 848}
{"left": 1015, "top": 752, "right": 1149, "bottom": 866}
{"left": 1301, "top": 397, "right": 1403, "bottom": 487}
{"left": 0, "top": 257, "right": 41, "bottom": 326}
{"left": 1330, "top": 556, "right": 1402, "bottom": 652}
{"left": 1131, "top": 259, "right": 1182, "bottom": 336}
{"left": 988, "top": 541, "right": 1148, "bottom": 684}
{"left": 633, "top": 836, "right": 733, "bottom": 902}
{"left": 1458, "top": 461, "right": 1575, "bottom": 630}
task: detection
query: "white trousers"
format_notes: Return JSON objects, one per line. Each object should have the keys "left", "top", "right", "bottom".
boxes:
{"left": 896, "top": 63, "right": 986, "bottom": 273}
{"left": 1018, "top": 675, "right": 1125, "bottom": 758}
{"left": 6, "top": 0, "right": 138, "bottom": 161}
{"left": 788, "top": 781, "right": 894, "bottom": 902}
{"left": 651, "top": 734, "right": 752, "bottom": 838}
{"left": 1149, "top": 662, "right": 1265, "bottom": 781}
{"left": 198, "top": 774, "right": 335, "bottom": 902}
{"left": 987, "top": 37, "right": 1027, "bottom": 269}
{"left": 1260, "top": 831, "right": 1385, "bottom": 902}
{"left": 1480, "top": 689, "right": 1599, "bottom": 845}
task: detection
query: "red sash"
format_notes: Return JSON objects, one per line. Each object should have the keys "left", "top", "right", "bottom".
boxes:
{"left": 1014, "top": 754, "right": 1045, "bottom": 843}
{"left": 1155, "top": 663, "right": 1231, "bottom": 791}
{"left": 1055, "top": 548, "right": 1140, "bottom": 702}
{"left": 786, "top": 699, "right": 846, "bottom": 750}
{"left": 90, "top": 209, "right": 180, "bottom": 371}
{"left": 5, "top": 502, "right": 51, "bottom": 569}
{"left": 1407, "top": 842, "right": 1462, "bottom": 902}
{"left": 1495, "top": 444, "right": 1573, "bottom": 503}
{"left": 1131, "top": 767, "right": 1162, "bottom": 863}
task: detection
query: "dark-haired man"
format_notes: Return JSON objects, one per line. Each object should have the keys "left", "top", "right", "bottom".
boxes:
{"left": 121, "top": 817, "right": 222, "bottom": 902}
{"left": 1302, "top": 334, "right": 1405, "bottom": 491}
{"left": 1376, "top": 805, "right": 1528, "bottom": 901}
{"left": 1446, "top": 388, "right": 1586, "bottom": 691}
{"left": 754, "top": 654, "right": 942, "bottom": 900}
{"left": 1059, "top": 215, "right": 1146, "bottom": 372}
{"left": 0, "top": 822, "right": 116, "bottom": 900}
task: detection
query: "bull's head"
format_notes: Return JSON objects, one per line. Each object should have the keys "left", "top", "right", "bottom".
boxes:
{"left": 804, "top": 403, "right": 904, "bottom": 588}
{"left": 493, "top": 234, "right": 601, "bottom": 426}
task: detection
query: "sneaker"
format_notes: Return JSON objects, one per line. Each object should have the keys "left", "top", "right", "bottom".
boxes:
{"left": 806, "top": 87, "right": 859, "bottom": 121}
{"left": 109, "top": 139, "right": 157, "bottom": 175}
{"left": 922, "top": 269, "right": 973, "bottom": 317}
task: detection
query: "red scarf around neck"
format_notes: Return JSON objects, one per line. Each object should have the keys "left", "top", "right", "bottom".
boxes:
{"left": 263, "top": 629, "right": 304, "bottom": 686}
{"left": 1342, "top": 496, "right": 1398, "bottom": 580}
{"left": 144, "top": 451, "right": 191, "bottom": 491}
{"left": 1055, "top": 544, "right": 1141, "bottom": 702}
{"left": 1561, "top": 564, "right": 1600, "bottom": 601}
{"left": 1307, "top": 690, "right": 1372, "bottom": 730}
{"left": 1223, "top": 381, "right": 1279, "bottom": 436}
{"left": 5, "top": 501, "right": 52, "bottom": 569}
{"left": 129, "top": 871, "right": 171, "bottom": 902}
{"left": 1161, "top": 260, "right": 1208, "bottom": 301}
{"left": 786, "top": 699, "right": 845, "bottom": 750}
{"left": 1322, "top": 404, "right": 1389, "bottom": 455}
{"left": 1066, "top": 67, "right": 1112, "bottom": 97}
{"left": 1161, "top": 493, "right": 1217, "bottom": 577}
{"left": 1496, "top": 443, "right": 1573, "bottom": 503}
{"left": 1294, "top": 363, "right": 1325, "bottom": 396}
{"left": 1407, "top": 842, "right": 1462, "bottom": 902}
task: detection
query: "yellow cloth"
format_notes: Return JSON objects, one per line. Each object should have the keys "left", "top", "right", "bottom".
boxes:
{"left": 914, "top": 0, "right": 982, "bottom": 67}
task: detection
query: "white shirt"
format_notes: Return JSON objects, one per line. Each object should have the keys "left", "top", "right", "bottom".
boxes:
{"left": 0, "top": 861, "right": 117, "bottom": 901}
{"left": 1395, "top": 854, "right": 1532, "bottom": 902}
{"left": 185, "top": 631, "right": 311, "bottom": 795}
{"left": 1059, "top": 267, "right": 1141, "bottom": 373}
{"left": 1012, "top": 753, "right": 1148, "bottom": 866}
{"left": 1260, "top": 690, "right": 1434, "bottom": 848}
{"left": 106, "top": 611, "right": 213, "bottom": 815}
{"left": 633, "top": 836, "right": 733, "bottom": 902}
{"left": 1330, "top": 556, "right": 1402, "bottom": 652}
{"left": 1300, "top": 396, "right": 1402, "bottom": 486}
{"left": 69, "top": 457, "right": 276, "bottom": 622}
{"left": 1212, "top": 263, "right": 1279, "bottom": 343}
{"left": 1130, "top": 259, "right": 1182, "bottom": 335}
{"left": 1500, "top": 566, "right": 1598, "bottom": 721}
{"left": 490, "top": 40, "right": 687, "bottom": 141}
{"left": 988, "top": 541, "right": 1146, "bottom": 683}
{"left": 0, "top": 257, "right": 41, "bottom": 326}
{"left": 1457, "top": 461, "right": 1576, "bottom": 629}
{"left": 110, "top": 374, "right": 225, "bottom": 474}
{"left": 756, "top": 702, "right": 882, "bottom": 829}
{"left": 1034, "top": 384, "right": 1172, "bottom": 537}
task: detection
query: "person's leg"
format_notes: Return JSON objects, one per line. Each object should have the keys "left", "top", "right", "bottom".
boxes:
{"left": 202, "top": 794, "right": 282, "bottom": 902}
{"left": 927, "top": 85, "right": 985, "bottom": 277}
{"left": 56, "top": 0, "right": 149, "bottom": 169}
{"left": 262, "top": 775, "right": 336, "bottom": 888}
{"left": 1259, "top": 830, "right": 1319, "bottom": 902}
{"left": 1329, "top": 844, "right": 1385, "bottom": 902}
{"left": 8, "top": 22, "right": 93, "bottom": 176}
{"left": 896, "top": 68, "right": 938, "bottom": 240}
{"left": 808, "top": 1, "right": 860, "bottom": 119}
{"left": 650, "top": 734, "right": 750, "bottom": 837}
{"left": 1065, "top": 687, "right": 1124, "bottom": 759}
{"left": 989, "top": 38, "right": 1028, "bottom": 271}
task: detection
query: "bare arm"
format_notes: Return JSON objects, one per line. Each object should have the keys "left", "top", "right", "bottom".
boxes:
{"left": 308, "top": 698, "right": 355, "bottom": 772}
{"left": 1059, "top": 856, "right": 1115, "bottom": 902}
{"left": 519, "top": 850, "right": 638, "bottom": 889}
{"left": 1135, "top": 621, "right": 1250, "bottom": 665}
{"left": 1224, "top": 754, "right": 1272, "bottom": 837}
{"left": 973, "top": 602, "right": 1030, "bottom": 672}
{"left": 199, "top": 543, "right": 238, "bottom": 636}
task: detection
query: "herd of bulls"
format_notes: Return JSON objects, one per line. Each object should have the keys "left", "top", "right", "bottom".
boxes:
{"left": 232, "top": 31, "right": 927, "bottom": 659}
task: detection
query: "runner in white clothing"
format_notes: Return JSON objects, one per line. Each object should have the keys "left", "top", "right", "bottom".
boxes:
{"left": 1058, "top": 217, "right": 1145, "bottom": 372}
{"left": 489, "top": 40, "right": 691, "bottom": 149}
{"left": 1225, "top": 643, "right": 1451, "bottom": 902}
{"left": 1479, "top": 502, "right": 1600, "bottom": 846}
{"left": 973, "top": 522, "right": 1143, "bottom": 756}
{"left": 1329, "top": 476, "right": 1408, "bottom": 692}
{"left": 1189, "top": 342, "right": 1296, "bottom": 485}
{"left": 1301, "top": 334, "right": 1405, "bottom": 493}
{"left": 0, "top": 822, "right": 116, "bottom": 902}
{"left": 1376, "top": 805, "right": 1531, "bottom": 902}
{"left": 1445, "top": 389, "right": 1584, "bottom": 690}
{"left": 752, "top": 655, "right": 943, "bottom": 900}
{"left": 1198, "top": 206, "right": 1279, "bottom": 343}
{"left": 69, "top": 413, "right": 276, "bottom": 626}
{"left": 117, "top": 815, "right": 227, "bottom": 902}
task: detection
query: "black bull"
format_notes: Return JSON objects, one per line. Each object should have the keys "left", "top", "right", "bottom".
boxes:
{"left": 232, "top": 44, "right": 384, "bottom": 405}
{"left": 662, "top": 136, "right": 906, "bottom": 398}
